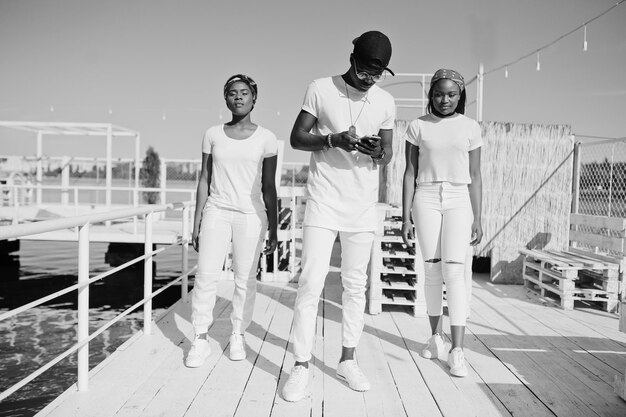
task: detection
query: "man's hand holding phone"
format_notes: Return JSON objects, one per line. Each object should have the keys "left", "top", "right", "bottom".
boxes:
{"left": 355, "top": 134, "right": 381, "bottom": 156}
{"left": 355, "top": 135, "right": 384, "bottom": 161}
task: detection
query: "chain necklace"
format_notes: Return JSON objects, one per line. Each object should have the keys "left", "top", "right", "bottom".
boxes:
{"left": 345, "top": 80, "right": 368, "bottom": 136}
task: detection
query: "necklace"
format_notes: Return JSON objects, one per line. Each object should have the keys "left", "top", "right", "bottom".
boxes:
{"left": 344, "top": 80, "right": 368, "bottom": 136}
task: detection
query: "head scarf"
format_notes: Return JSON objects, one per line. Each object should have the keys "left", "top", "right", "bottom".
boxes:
{"left": 223, "top": 74, "right": 258, "bottom": 102}
{"left": 430, "top": 69, "right": 464, "bottom": 92}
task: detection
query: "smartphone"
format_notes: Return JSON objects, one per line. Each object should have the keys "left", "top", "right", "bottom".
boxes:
{"left": 359, "top": 135, "right": 381, "bottom": 148}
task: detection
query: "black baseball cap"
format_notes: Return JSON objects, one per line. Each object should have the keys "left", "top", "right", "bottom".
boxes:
{"left": 352, "top": 31, "right": 394, "bottom": 75}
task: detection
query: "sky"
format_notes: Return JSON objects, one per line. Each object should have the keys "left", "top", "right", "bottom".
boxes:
{"left": 0, "top": 0, "right": 625, "bottom": 163}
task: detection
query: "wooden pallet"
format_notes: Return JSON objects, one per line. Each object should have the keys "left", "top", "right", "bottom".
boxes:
{"left": 368, "top": 206, "right": 424, "bottom": 317}
{"left": 519, "top": 214, "right": 625, "bottom": 312}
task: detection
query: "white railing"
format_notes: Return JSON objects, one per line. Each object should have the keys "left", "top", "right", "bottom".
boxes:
{"left": 0, "top": 155, "right": 310, "bottom": 206}
{"left": 0, "top": 202, "right": 195, "bottom": 401}
{"left": 0, "top": 182, "right": 196, "bottom": 218}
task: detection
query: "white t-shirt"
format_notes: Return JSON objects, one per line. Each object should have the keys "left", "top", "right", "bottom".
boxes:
{"left": 202, "top": 124, "right": 278, "bottom": 214}
{"left": 301, "top": 76, "right": 396, "bottom": 231}
{"left": 405, "top": 113, "right": 482, "bottom": 185}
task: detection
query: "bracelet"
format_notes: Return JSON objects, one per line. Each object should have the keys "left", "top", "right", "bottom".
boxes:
{"left": 371, "top": 148, "right": 385, "bottom": 161}
{"left": 326, "top": 133, "right": 334, "bottom": 149}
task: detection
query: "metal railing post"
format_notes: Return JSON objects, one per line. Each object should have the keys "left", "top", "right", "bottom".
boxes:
{"left": 608, "top": 143, "right": 616, "bottom": 216}
{"left": 290, "top": 186, "right": 296, "bottom": 278}
{"left": 571, "top": 140, "right": 581, "bottom": 215}
{"left": 182, "top": 205, "right": 190, "bottom": 302}
{"left": 144, "top": 212, "right": 153, "bottom": 335}
{"left": 77, "top": 223, "right": 90, "bottom": 391}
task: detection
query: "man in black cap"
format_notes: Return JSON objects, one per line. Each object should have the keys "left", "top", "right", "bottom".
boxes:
{"left": 282, "top": 30, "right": 396, "bottom": 401}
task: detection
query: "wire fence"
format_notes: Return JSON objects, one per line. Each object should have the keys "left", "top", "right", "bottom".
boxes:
{"left": 575, "top": 138, "right": 626, "bottom": 218}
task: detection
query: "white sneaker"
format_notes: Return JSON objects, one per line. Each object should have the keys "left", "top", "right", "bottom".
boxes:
{"left": 282, "top": 365, "right": 309, "bottom": 402}
{"left": 421, "top": 334, "right": 445, "bottom": 359}
{"left": 448, "top": 347, "right": 468, "bottom": 377}
{"left": 229, "top": 333, "right": 246, "bottom": 361}
{"left": 336, "top": 360, "right": 370, "bottom": 392}
{"left": 185, "top": 336, "right": 211, "bottom": 368}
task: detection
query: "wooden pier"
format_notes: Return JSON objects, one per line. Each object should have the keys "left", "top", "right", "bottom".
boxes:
{"left": 34, "top": 242, "right": 626, "bottom": 417}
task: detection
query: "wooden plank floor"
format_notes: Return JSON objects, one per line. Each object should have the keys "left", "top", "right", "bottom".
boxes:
{"left": 36, "top": 260, "right": 626, "bottom": 416}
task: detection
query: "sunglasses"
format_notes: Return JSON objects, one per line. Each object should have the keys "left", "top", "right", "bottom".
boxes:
{"left": 352, "top": 58, "right": 387, "bottom": 83}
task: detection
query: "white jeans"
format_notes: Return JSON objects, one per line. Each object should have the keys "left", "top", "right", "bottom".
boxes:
{"left": 293, "top": 226, "right": 374, "bottom": 362}
{"left": 191, "top": 204, "right": 268, "bottom": 335}
{"left": 413, "top": 182, "right": 473, "bottom": 326}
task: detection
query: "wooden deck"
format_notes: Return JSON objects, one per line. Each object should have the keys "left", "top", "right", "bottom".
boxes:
{"left": 36, "top": 256, "right": 626, "bottom": 416}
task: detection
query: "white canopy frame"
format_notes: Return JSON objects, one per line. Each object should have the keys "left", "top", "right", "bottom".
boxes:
{"left": 0, "top": 121, "right": 140, "bottom": 207}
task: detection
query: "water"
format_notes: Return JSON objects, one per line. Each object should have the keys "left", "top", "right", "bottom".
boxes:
{"left": 0, "top": 240, "right": 198, "bottom": 417}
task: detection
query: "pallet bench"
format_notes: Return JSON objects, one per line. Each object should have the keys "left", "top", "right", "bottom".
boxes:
{"left": 519, "top": 214, "right": 626, "bottom": 312}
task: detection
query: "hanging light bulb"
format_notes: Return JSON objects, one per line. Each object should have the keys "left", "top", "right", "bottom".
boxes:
{"left": 50, "top": 105, "right": 55, "bottom": 112}
{"left": 108, "top": 108, "right": 113, "bottom": 115}
{"left": 162, "top": 112, "right": 167, "bottom": 121}
{"left": 583, "top": 25, "right": 588, "bottom": 51}
{"left": 504, "top": 66, "right": 509, "bottom": 79}
{"left": 536, "top": 51, "right": 541, "bottom": 71}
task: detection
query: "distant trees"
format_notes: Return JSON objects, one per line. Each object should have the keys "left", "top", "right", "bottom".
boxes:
{"left": 140, "top": 147, "right": 161, "bottom": 204}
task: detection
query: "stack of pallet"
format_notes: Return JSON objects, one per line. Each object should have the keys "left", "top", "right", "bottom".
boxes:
{"left": 520, "top": 214, "right": 625, "bottom": 312}
{"left": 368, "top": 205, "right": 425, "bottom": 317}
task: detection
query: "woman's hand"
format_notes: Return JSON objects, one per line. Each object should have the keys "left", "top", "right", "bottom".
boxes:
{"left": 470, "top": 220, "right": 483, "bottom": 246}
{"left": 263, "top": 231, "right": 278, "bottom": 255}
{"left": 401, "top": 221, "right": 415, "bottom": 255}
{"left": 191, "top": 229, "right": 200, "bottom": 252}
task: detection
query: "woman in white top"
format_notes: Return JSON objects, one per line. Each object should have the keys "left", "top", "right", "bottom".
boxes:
{"left": 186, "top": 74, "right": 279, "bottom": 368}
{"left": 401, "top": 69, "right": 483, "bottom": 377}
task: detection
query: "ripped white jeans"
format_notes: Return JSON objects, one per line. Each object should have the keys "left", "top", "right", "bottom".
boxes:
{"left": 413, "top": 182, "right": 473, "bottom": 326}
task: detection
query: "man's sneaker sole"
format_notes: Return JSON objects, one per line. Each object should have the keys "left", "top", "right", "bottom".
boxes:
{"left": 282, "top": 390, "right": 308, "bottom": 402}
{"left": 229, "top": 351, "right": 246, "bottom": 361}
{"left": 335, "top": 372, "right": 370, "bottom": 392}
{"left": 449, "top": 366, "right": 468, "bottom": 377}
{"left": 185, "top": 350, "right": 211, "bottom": 368}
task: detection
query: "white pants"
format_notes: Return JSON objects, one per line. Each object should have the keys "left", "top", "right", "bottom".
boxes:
{"left": 413, "top": 182, "right": 473, "bottom": 326}
{"left": 191, "top": 204, "right": 268, "bottom": 335}
{"left": 293, "top": 226, "right": 374, "bottom": 362}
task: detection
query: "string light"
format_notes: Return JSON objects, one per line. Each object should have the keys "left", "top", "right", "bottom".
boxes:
{"left": 218, "top": 113, "right": 223, "bottom": 121}
{"left": 482, "top": 0, "right": 624, "bottom": 78}
{"left": 108, "top": 108, "right": 113, "bottom": 115}
{"left": 504, "top": 66, "right": 509, "bottom": 79}
{"left": 50, "top": 106, "right": 54, "bottom": 112}
{"left": 161, "top": 112, "right": 166, "bottom": 121}
{"left": 536, "top": 52, "right": 541, "bottom": 71}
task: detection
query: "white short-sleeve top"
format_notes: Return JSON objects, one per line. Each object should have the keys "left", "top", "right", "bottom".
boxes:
{"left": 301, "top": 76, "right": 396, "bottom": 232}
{"left": 202, "top": 124, "right": 278, "bottom": 214}
{"left": 405, "top": 113, "right": 482, "bottom": 185}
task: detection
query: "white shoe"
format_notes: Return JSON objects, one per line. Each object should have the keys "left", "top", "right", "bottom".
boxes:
{"left": 448, "top": 347, "right": 468, "bottom": 377}
{"left": 185, "top": 336, "right": 211, "bottom": 368}
{"left": 229, "top": 333, "right": 246, "bottom": 361}
{"left": 282, "top": 365, "right": 309, "bottom": 402}
{"left": 421, "top": 334, "right": 445, "bottom": 359}
{"left": 336, "top": 360, "right": 370, "bottom": 392}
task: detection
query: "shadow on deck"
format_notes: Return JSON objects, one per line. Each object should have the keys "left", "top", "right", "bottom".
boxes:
{"left": 36, "top": 248, "right": 626, "bottom": 417}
